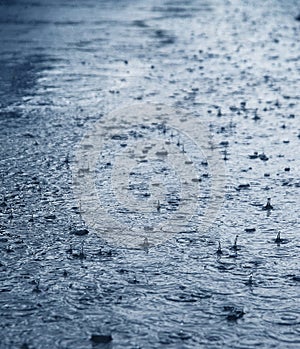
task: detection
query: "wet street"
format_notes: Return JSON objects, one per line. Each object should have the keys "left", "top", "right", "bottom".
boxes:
{"left": 0, "top": 0, "right": 300, "bottom": 348}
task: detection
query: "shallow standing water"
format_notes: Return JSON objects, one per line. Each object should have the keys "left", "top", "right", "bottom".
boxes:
{"left": 0, "top": 0, "right": 300, "bottom": 348}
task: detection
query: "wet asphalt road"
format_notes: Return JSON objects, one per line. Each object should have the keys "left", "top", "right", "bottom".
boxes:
{"left": 0, "top": 0, "right": 300, "bottom": 348}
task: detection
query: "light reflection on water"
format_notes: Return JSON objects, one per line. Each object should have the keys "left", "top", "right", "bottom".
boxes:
{"left": 0, "top": 0, "right": 299, "bottom": 348}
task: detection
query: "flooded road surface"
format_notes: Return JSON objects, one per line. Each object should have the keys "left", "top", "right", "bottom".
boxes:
{"left": 0, "top": 0, "right": 300, "bottom": 348}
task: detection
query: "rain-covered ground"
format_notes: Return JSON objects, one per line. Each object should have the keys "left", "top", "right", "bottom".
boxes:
{"left": 0, "top": 0, "right": 300, "bottom": 348}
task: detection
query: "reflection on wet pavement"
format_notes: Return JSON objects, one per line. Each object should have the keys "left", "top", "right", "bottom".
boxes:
{"left": 0, "top": 0, "right": 300, "bottom": 348}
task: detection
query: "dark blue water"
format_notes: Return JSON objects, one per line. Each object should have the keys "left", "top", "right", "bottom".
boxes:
{"left": 0, "top": 0, "right": 300, "bottom": 348}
